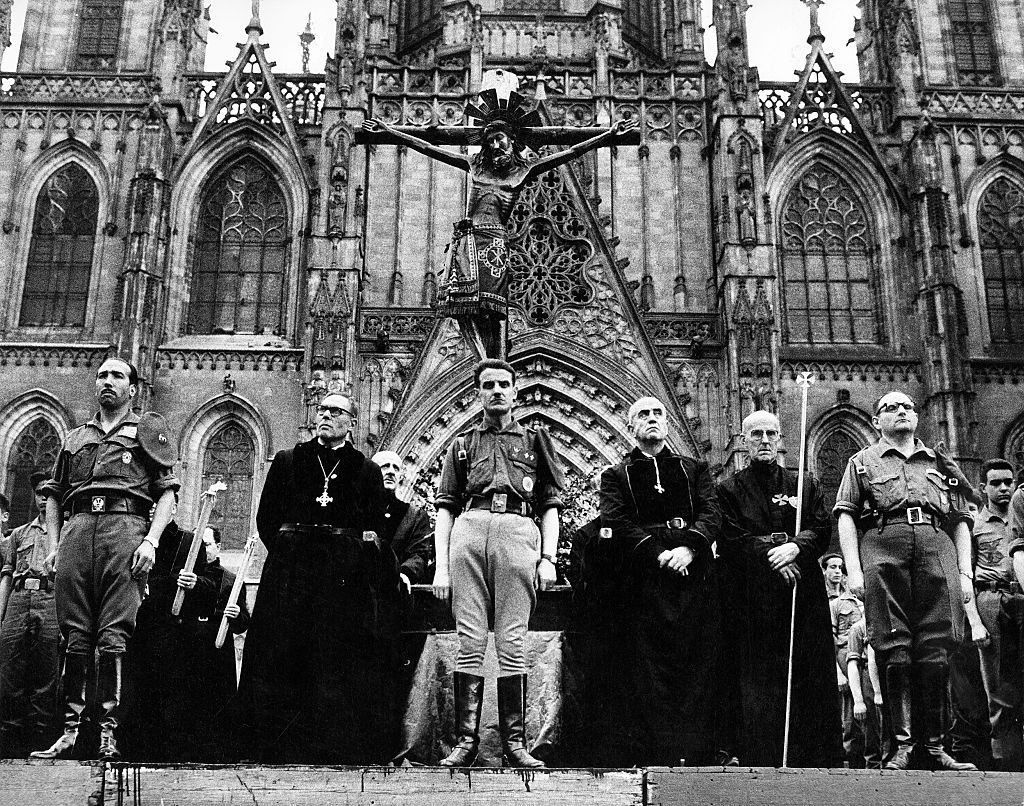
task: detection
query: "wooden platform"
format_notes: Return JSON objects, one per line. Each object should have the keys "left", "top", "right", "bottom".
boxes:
{"left": 2, "top": 762, "right": 1023, "bottom": 806}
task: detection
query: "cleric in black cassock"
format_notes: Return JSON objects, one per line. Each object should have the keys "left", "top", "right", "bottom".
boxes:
{"left": 716, "top": 410, "right": 843, "bottom": 767}
{"left": 600, "top": 396, "right": 722, "bottom": 766}
{"left": 121, "top": 520, "right": 217, "bottom": 761}
{"left": 236, "top": 393, "right": 400, "bottom": 764}
{"left": 190, "top": 526, "right": 249, "bottom": 762}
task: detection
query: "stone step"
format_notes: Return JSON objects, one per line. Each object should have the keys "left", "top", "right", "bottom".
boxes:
{"left": 1, "top": 762, "right": 1022, "bottom": 806}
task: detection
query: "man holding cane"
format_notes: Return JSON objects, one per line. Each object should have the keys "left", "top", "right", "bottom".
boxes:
{"left": 717, "top": 409, "right": 841, "bottom": 767}
{"left": 432, "top": 359, "right": 564, "bottom": 768}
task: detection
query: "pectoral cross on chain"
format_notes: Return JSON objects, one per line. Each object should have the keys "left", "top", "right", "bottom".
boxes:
{"left": 316, "top": 489, "right": 333, "bottom": 507}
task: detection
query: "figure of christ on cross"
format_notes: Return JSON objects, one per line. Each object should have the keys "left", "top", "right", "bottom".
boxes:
{"left": 361, "top": 108, "right": 638, "bottom": 359}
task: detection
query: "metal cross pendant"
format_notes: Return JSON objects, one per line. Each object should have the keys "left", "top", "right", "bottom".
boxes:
{"left": 654, "top": 483, "right": 665, "bottom": 494}
{"left": 316, "top": 488, "right": 333, "bottom": 507}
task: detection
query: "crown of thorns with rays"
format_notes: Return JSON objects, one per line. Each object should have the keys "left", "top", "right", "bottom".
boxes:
{"left": 463, "top": 88, "right": 543, "bottom": 149}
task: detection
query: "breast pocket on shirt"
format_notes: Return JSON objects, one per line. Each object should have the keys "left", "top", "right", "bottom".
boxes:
{"left": 68, "top": 443, "right": 99, "bottom": 485}
{"left": 509, "top": 455, "right": 538, "bottom": 500}
{"left": 92, "top": 436, "right": 144, "bottom": 483}
{"left": 865, "top": 472, "right": 903, "bottom": 511}
{"left": 924, "top": 471, "right": 951, "bottom": 512}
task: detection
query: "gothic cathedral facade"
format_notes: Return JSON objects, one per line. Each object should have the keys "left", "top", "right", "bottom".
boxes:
{"left": 0, "top": 0, "right": 1022, "bottom": 554}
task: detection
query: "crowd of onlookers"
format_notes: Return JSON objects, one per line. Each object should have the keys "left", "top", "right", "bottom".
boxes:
{"left": 824, "top": 458, "right": 1024, "bottom": 772}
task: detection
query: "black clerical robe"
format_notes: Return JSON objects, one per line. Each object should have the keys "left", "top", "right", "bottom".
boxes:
{"left": 381, "top": 492, "right": 433, "bottom": 585}
{"left": 237, "top": 439, "right": 400, "bottom": 764}
{"left": 717, "top": 461, "right": 843, "bottom": 767}
{"left": 600, "top": 447, "right": 722, "bottom": 766}
{"left": 121, "top": 522, "right": 218, "bottom": 761}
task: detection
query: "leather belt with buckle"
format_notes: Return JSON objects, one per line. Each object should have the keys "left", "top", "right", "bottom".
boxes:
{"left": 880, "top": 506, "right": 939, "bottom": 528}
{"left": 15, "top": 576, "right": 51, "bottom": 593}
{"left": 469, "top": 494, "right": 531, "bottom": 517}
{"left": 975, "top": 579, "right": 1023, "bottom": 595}
{"left": 70, "top": 496, "right": 148, "bottom": 516}
{"left": 644, "top": 518, "right": 689, "bottom": 530}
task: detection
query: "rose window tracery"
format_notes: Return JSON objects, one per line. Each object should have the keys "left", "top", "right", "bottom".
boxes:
{"left": 506, "top": 168, "right": 596, "bottom": 327}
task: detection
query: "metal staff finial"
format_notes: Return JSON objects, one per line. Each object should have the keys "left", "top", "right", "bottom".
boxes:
{"left": 782, "top": 370, "right": 815, "bottom": 768}
{"left": 299, "top": 13, "right": 316, "bottom": 73}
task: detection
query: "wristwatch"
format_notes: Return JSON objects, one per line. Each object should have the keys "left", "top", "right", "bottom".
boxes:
{"left": 540, "top": 553, "right": 556, "bottom": 564}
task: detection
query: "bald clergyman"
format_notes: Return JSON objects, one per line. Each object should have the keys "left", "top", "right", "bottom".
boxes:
{"left": 599, "top": 396, "right": 722, "bottom": 766}
{"left": 716, "top": 410, "right": 843, "bottom": 767}
{"left": 371, "top": 451, "right": 434, "bottom": 592}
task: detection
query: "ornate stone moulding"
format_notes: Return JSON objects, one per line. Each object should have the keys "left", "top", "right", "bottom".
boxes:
{"left": 155, "top": 346, "right": 303, "bottom": 372}
{"left": 0, "top": 72, "right": 156, "bottom": 106}
{"left": 924, "top": 88, "right": 1024, "bottom": 119}
{"left": 643, "top": 313, "right": 721, "bottom": 347}
{"left": 0, "top": 342, "right": 108, "bottom": 368}
{"left": 971, "top": 358, "right": 1024, "bottom": 385}
{"left": 781, "top": 358, "right": 920, "bottom": 383}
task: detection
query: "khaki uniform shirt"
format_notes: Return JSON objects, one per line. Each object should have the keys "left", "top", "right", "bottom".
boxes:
{"left": 832, "top": 438, "right": 971, "bottom": 526}
{"left": 1, "top": 516, "right": 53, "bottom": 584}
{"left": 41, "top": 411, "right": 179, "bottom": 507}
{"left": 973, "top": 506, "right": 1013, "bottom": 585}
{"left": 435, "top": 418, "right": 563, "bottom": 513}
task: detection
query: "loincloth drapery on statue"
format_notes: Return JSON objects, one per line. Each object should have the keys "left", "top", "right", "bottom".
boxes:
{"left": 439, "top": 219, "right": 509, "bottom": 357}
{"left": 440, "top": 219, "right": 509, "bottom": 317}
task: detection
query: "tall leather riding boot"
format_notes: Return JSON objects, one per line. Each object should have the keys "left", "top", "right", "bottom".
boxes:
{"left": 883, "top": 663, "right": 914, "bottom": 770}
{"left": 918, "top": 662, "right": 978, "bottom": 771}
{"left": 496, "top": 674, "right": 544, "bottom": 769}
{"left": 439, "top": 672, "right": 485, "bottom": 767}
{"left": 96, "top": 652, "right": 123, "bottom": 761}
{"left": 30, "top": 653, "right": 90, "bottom": 759}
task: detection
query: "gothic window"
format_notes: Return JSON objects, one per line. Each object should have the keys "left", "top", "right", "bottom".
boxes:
{"left": 5, "top": 418, "right": 60, "bottom": 529}
{"left": 948, "top": 0, "right": 998, "bottom": 84}
{"left": 201, "top": 422, "right": 256, "bottom": 551}
{"left": 622, "top": 0, "right": 664, "bottom": 57}
{"left": 780, "top": 166, "right": 880, "bottom": 345}
{"left": 399, "top": 0, "right": 443, "bottom": 51}
{"left": 19, "top": 163, "right": 98, "bottom": 328}
{"left": 817, "top": 429, "right": 860, "bottom": 545}
{"left": 979, "top": 177, "right": 1024, "bottom": 344}
{"left": 76, "top": 0, "right": 124, "bottom": 70}
{"left": 188, "top": 158, "right": 288, "bottom": 336}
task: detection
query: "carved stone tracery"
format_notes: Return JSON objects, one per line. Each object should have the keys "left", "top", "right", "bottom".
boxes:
{"left": 507, "top": 169, "right": 596, "bottom": 326}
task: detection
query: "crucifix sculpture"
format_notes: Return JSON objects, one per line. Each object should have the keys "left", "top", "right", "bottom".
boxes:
{"left": 359, "top": 79, "right": 639, "bottom": 359}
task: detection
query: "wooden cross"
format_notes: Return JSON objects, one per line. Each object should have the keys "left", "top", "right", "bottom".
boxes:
{"left": 357, "top": 123, "right": 640, "bottom": 148}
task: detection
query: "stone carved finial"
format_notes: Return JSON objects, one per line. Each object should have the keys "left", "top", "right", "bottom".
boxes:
{"left": 804, "top": 0, "right": 825, "bottom": 45}
{"left": 247, "top": 0, "right": 263, "bottom": 36}
{"left": 299, "top": 13, "right": 315, "bottom": 73}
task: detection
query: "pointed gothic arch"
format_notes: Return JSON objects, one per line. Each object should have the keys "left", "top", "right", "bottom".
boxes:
{"left": 767, "top": 132, "right": 902, "bottom": 351}
{"left": 0, "top": 389, "right": 73, "bottom": 528}
{"left": 378, "top": 339, "right": 694, "bottom": 486}
{"left": 1000, "top": 412, "right": 1024, "bottom": 476}
{"left": 186, "top": 155, "right": 289, "bottom": 336}
{"left": 962, "top": 161, "right": 1024, "bottom": 347}
{"left": 167, "top": 121, "right": 311, "bottom": 342}
{"left": 808, "top": 404, "right": 875, "bottom": 544}
{"left": 4, "top": 142, "right": 112, "bottom": 333}
{"left": 178, "top": 393, "right": 273, "bottom": 548}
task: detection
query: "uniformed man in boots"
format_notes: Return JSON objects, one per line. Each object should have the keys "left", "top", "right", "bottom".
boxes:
{"left": 0, "top": 473, "right": 61, "bottom": 757}
{"left": 835, "top": 391, "right": 978, "bottom": 771}
{"left": 31, "top": 358, "right": 179, "bottom": 760}
{"left": 431, "top": 358, "right": 564, "bottom": 768}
